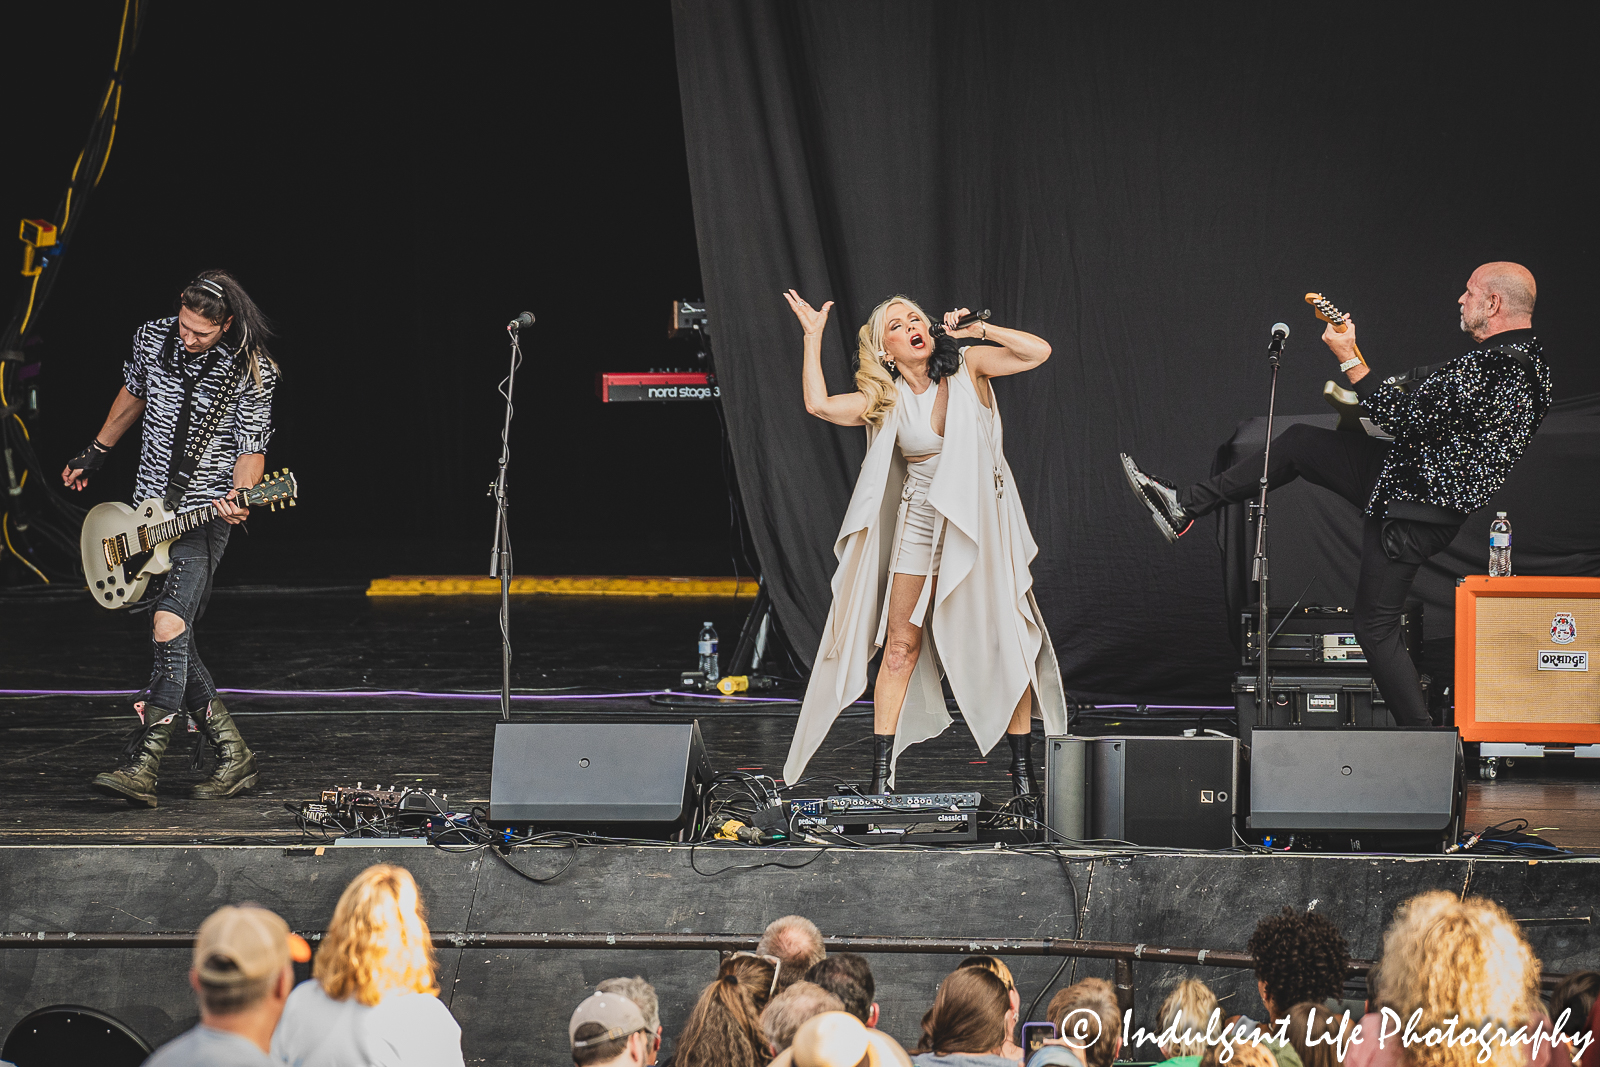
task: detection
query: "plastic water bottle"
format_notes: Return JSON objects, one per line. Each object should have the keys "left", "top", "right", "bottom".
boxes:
{"left": 1489, "top": 512, "right": 1512, "bottom": 577}
{"left": 698, "top": 621, "right": 720, "bottom": 683}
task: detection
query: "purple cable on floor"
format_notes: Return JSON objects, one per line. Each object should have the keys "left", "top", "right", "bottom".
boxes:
{"left": 0, "top": 686, "right": 808, "bottom": 703}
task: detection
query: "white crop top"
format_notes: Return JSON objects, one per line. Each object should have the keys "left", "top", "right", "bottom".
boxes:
{"left": 895, "top": 378, "right": 944, "bottom": 457}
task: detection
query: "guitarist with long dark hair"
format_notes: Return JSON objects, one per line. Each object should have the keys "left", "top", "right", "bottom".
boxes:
{"left": 1120, "top": 262, "right": 1550, "bottom": 729}
{"left": 61, "top": 270, "right": 278, "bottom": 806}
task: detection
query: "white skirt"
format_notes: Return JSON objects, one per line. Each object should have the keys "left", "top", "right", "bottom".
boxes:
{"left": 889, "top": 454, "right": 944, "bottom": 577}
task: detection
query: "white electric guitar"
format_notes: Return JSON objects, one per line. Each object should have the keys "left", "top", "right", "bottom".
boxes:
{"left": 80, "top": 469, "right": 298, "bottom": 608}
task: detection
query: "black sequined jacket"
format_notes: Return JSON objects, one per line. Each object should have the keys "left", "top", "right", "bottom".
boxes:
{"left": 1352, "top": 328, "right": 1550, "bottom": 522}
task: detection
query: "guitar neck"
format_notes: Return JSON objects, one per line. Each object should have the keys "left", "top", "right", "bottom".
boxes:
{"left": 145, "top": 500, "right": 231, "bottom": 548}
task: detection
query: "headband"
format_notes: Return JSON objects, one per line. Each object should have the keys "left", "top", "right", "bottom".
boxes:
{"left": 192, "top": 278, "right": 226, "bottom": 301}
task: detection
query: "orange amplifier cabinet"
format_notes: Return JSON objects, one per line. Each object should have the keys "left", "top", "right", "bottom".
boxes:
{"left": 1455, "top": 575, "right": 1600, "bottom": 742}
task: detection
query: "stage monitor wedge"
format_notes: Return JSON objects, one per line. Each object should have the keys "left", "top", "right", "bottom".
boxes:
{"left": 1249, "top": 728, "right": 1461, "bottom": 837}
{"left": 490, "top": 721, "right": 714, "bottom": 839}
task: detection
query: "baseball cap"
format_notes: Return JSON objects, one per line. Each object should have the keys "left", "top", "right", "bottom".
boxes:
{"left": 792, "top": 1012, "right": 911, "bottom": 1067}
{"left": 569, "top": 992, "right": 648, "bottom": 1048}
{"left": 193, "top": 905, "right": 309, "bottom": 986}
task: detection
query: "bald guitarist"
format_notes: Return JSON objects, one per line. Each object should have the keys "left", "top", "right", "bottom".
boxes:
{"left": 1121, "top": 262, "right": 1551, "bottom": 727}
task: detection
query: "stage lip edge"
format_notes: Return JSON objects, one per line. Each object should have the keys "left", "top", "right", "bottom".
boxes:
{"left": 366, "top": 575, "right": 758, "bottom": 597}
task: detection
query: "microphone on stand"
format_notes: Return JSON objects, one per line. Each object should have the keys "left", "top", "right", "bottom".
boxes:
{"left": 1268, "top": 322, "right": 1289, "bottom": 355}
{"left": 507, "top": 311, "right": 535, "bottom": 332}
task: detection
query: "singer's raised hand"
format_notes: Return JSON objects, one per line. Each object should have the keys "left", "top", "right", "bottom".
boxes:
{"left": 943, "top": 307, "right": 983, "bottom": 339}
{"left": 784, "top": 290, "right": 833, "bottom": 336}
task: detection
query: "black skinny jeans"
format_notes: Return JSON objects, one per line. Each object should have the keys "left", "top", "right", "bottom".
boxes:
{"left": 1178, "top": 424, "right": 1457, "bottom": 727}
{"left": 144, "top": 521, "right": 230, "bottom": 717}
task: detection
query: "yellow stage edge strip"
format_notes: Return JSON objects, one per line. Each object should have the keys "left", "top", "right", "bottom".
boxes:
{"left": 367, "top": 575, "right": 757, "bottom": 598}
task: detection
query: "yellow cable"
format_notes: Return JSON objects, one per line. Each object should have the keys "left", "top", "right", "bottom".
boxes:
{"left": 112, "top": 0, "right": 130, "bottom": 72}
{"left": 1, "top": 513, "right": 50, "bottom": 584}
{"left": 16, "top": 272, "right": 41, "bottom": 336}
{"left": 94, "top": 85, "right": 122, "bottom": 185}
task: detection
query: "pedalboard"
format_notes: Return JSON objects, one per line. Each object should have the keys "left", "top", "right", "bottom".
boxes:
{"left": 789, "top": 792, "right": 984, "bottom": 844}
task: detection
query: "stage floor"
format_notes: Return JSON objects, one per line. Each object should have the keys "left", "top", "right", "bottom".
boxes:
{"left": 2, "top": 588, "right": 1597, "bottom": 851}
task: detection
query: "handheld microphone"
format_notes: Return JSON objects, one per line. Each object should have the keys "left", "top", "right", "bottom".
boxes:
{"left": 507, "top": 312, "right": 535, "bottom": 332}
{"left": 1268, "top": 322, "right": 1289, "bottom": 354}
{"left": 932, "top": 308, "right": 992, "bottom": 335}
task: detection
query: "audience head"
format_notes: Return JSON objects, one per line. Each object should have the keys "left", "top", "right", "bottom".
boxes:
{"left": 1377, "top": 891, "right": 1541, "bottom": 1067}
{"left": 571, "top": 991, "right": 653, "bottom": 1067}
{"left": 1286, "top": 1001, "right": 1345, "bottom": 1067}
{"left": 791, "top": 1011, "right": 913, "bottom": 1067}
{"left": 675, "top": 952, "right": 779, "bottom": 1067}
{"left": 597, "top": 977, "right": 662, "bottom": 1066}
{"left": 1157, "top": 978, "right": 1218, "bottom": 1059}
{"left": 958, "top": 956, "right": 1021, "bottom": 1045}
{"left": 1201, "top": 1038, "right": 1278, "bottom": 1067}
{"left": 759, "top": 915, "right": 827, "bottom": 991}
{"left": 808, "top": 953, "right": 879, "bottom": 1028}
{"left": 1046, "top": 977, "right": 1123, "bottom": 1067}
{"left": 916, "top": 966, "right": 1013, "bottom": 1056}
{"left": 1549, "top": 971, "right": 1600, "bottom": 1040}
{"left": 189, "top": 904, "right": 301, "bottom": 1022}
{"left": 763, "top": 981, "right": 845, "bottom": 1054}
{"left": 1246, "top": 907, "right": 1350, "bottom": 1018}
{"left": 314, "top": 863, "right": 438, "bottom": 1006}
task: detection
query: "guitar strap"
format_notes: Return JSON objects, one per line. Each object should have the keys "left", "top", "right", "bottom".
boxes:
{"left": 162, "top": 325, "right": 246, "bottom": 511}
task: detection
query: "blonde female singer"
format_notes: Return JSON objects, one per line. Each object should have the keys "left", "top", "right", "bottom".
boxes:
{"left": 782, "top": 291, "right": 1068, "bottom": 801}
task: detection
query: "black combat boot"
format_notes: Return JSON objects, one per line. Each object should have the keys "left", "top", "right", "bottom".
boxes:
{"left": 91, "top": 709, "right": 179, "bottom": 807}
{"left": 192, "top": 698, "right": 259, "bottom": 799}
{"left": 869, "top": 733, "right": 894, "bottom": 795}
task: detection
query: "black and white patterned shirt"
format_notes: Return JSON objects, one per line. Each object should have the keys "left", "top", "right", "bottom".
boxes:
{"left": 123, "top": 317, "right": 277, "bottom": 509}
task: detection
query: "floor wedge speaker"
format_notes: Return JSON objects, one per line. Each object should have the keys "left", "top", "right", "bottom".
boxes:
{"left": 1248, "top": 728, "right": 1462, "bottom": 846}
{"left": 490, "top": 720, "right": 714, "bottom": 839}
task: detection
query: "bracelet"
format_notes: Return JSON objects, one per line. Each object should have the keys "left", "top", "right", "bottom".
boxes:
{"left": 981, "top": 322, "right": 987, "bottom": 341}
{"left": 1338, "top": 356, "right": 1364, "bottom": 373}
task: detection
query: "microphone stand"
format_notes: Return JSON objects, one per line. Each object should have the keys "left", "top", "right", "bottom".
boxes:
{"left": 489, "top": 320, "right": 525, "bottom": 722}
{"left": 1253, "top": 331, "right": 1287, "bottom": 732}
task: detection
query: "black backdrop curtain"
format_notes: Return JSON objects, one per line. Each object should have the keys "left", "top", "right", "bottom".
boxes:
{"left": 671, "top": 1, "right": 1599, "bottom": 701}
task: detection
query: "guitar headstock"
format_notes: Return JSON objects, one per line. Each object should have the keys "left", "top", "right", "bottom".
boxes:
{"left": 243, "top": 469, "right": 299, "bottom": 512}
{"left": 1305, "top": 292, "right": 1351, "bottom": 334}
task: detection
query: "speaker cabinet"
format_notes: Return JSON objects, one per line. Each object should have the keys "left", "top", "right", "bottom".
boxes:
{"left": 1248, "top": 728, "right": 1462, "bottom": 847}
{"left": 1044, "top": 737, "right": 1088, "bottom": 842}
{"left": 1049, "top": 736, "right": 1239, "bottom": 849}
{"left": 489, "top": 721, "right": 714, "bottom": 839}
{"left": 1456, "top": 576, "right": 1600, "bottom": 743}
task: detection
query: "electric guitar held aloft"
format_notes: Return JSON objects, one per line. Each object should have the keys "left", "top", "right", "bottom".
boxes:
{"left": 1305, "top": 292, "right": 1367, "bottom": 433}
{"left": 80, "top": 469, "right": 299, "bottom": 609}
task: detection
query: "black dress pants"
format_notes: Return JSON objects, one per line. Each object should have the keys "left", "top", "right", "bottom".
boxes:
{"left": 1177, "top": 424, "right": 1458, "bottom": 727}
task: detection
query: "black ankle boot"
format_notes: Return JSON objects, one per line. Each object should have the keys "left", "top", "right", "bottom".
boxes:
{"left": 869, "top": 733, "right": 894, "bottom": 795}
{"left": 1007, "top": 732, "right": 1038, "bottom": 799}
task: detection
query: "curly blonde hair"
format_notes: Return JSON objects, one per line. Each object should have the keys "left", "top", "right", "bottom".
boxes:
{"left": 313, "top": 864, "right": 439, "bottom": 1006}
{"left": 1376, "top": 892, "right": 1542, "bottom": 1067}
{"left": 855, "top": 294, "right": 933, "bottom": 426}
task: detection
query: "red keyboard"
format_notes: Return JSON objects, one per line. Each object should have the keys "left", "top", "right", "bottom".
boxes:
{"left": 597, "top": 371, "right": 719, "bottom": 402}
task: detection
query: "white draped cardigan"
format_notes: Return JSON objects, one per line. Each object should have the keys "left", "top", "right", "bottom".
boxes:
{"left": 784, "top": 357, "right": 1068, "bottom": 787}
